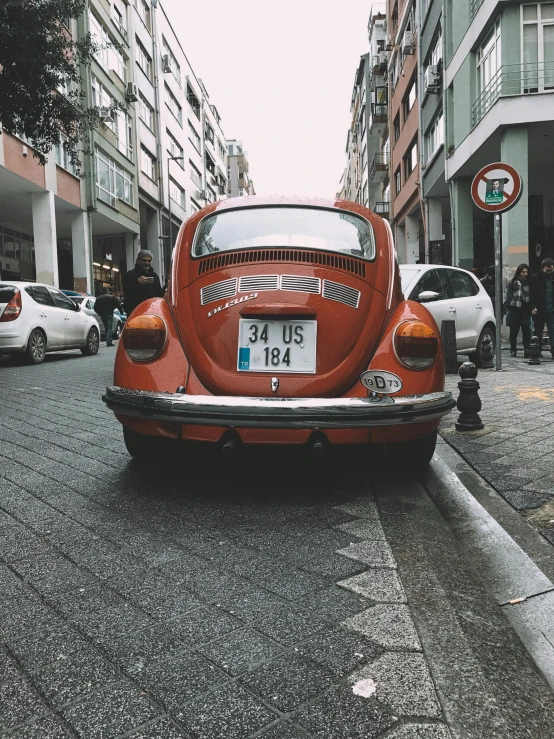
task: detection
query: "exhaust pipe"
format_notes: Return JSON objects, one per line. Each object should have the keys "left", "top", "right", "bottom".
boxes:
{"left": 220, "top": 432, "right": 239, "bottom": 455}
{"left": 310, "top": 433, "right": 328, "bottom": 457}
{"left": 312, "top": 440, "right": 324, "bottom": 457}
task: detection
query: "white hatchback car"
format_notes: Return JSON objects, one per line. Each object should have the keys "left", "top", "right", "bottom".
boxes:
{"left": 0, "top": 281, "right": 101, "bottom": 364}
{"left": 399, "top": 265, "right": 496, "bottom": 366}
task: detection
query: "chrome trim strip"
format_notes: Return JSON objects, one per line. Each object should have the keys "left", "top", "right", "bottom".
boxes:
{"left": 322, "top": 280, "right": 361, "bottom": 309}
{"left": 238, "top": 275, "right": 279, "bottom": 292}
{"left": 200, "top": 278, "right": 238, "bottom": 305}
{"left": 280, "top": 275, "right": 321, "bottom": 294}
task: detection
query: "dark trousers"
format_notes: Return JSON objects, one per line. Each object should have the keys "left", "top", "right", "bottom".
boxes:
{"left": 509, "top": 307, "right": 531, "bottom": 352}
{"left": 533, "top": 312, "right": 554, "bottom": 354}
{"left": 100, "top": 314, "right": 114, "bottom": 344}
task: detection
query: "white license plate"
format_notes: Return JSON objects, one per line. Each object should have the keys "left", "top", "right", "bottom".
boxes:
{"left": 237, "top": 319, "right": 317, "bottom": 373}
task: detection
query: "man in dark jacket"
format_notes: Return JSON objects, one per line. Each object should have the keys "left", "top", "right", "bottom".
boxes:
{"left": 95, "top": 288, "right": 122, "bottom": 347}
{"left": 530, "top": 257, "right": 554, "bottom": 357}
{"left": 123, "top": 250, "right": 164, "bottom": 317}
{"left": 480, "top": 265, "right": 495, "bottom": 307}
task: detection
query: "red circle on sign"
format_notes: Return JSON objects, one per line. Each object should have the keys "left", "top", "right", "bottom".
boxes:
{"left": 471, "top": 162, "right": 523, "bottom": 214}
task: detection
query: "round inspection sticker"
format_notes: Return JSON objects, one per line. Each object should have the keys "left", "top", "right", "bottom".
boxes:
{"left": 360, "top": 370, "right": 403, "bottom": 395}
{"left": 471, "top": 162, "right": 523, "bottom": 214}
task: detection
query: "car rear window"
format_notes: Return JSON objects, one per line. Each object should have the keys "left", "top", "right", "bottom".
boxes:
{"left": 0, "top": 285, "right": 17, "bottom": 303}
{"left": 192, "top": 207, "right": 376, "bottom": 261}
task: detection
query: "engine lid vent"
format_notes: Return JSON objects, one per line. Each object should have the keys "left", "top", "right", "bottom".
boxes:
{"left": 238, "top": 275, "right": 279, "bottom": 292}
{"left": 197, "top": 249, "right": 366, "bottom": 278}
{"left": 280, "top": 275, "right": 321, "bottom": 294}
{"left": 200, "top": 278, "right": 237, "bottom": 305}
{"left": 322, "top": 279, "right": 361, "bottom": 309}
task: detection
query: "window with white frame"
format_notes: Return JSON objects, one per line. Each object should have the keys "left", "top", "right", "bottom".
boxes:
{"left": 140, "top": 146, "right": 156, "bottom": 180}
{"left": 165, "top": 84, "right": 182, "bottom": 124}
{"left": 89, "top": 13, "right": 126, "bottom": 81}
{"left": 207, "top": 186, "right": 216, "bottom": 204}
{"left": 169, "top": 178, "right": 185, "bottom": 208}
{"left": 188, "top": 120, "right": 201, "bottom": 151}
{"left": 136, "top": 38, "right": 152, "bottom": 81}
{"left": 522, "top": 3, "right": 554, "bottom": 91}
{"left": 54, "top": 136, "right": 77, "bottom": 176}
{"left": 190, "top": 199, "right": 200, "bottom": 214}
{"left": 138, "top": 92, "right": 154, "bottom": 130}
{"left": 189, "top": 160, "right": 202, "bottom": 187}
{"left": 404, "top": 138, "right": 418, "bottom": 178}
{"left": 217, "top": 138, "right": 226, "bottom": 160}
{"left": 167, "top": 130, "right": 184, "bottom": 164}
{"left": 477, "top": 20, "right": 501, "bottom": 94}
{"left": 95, "top": 149, "right": 133, "bottom": 206}
{"left": 162, "top": 37, "right": 181, "bottom": 85}
{"left": 426, "top": 111, "right": 444, "bottom": 161}
{"left": 428, "top": 26, "right": 442, "bottom": 68}
{"left": 116, "top": 110, "right": 133, "bottom": 160}
{"left": 111, "top": 0, "right": 127, "bottom": 37}
{"left": 137, "top": 0, "right": 151, "bottom": 32}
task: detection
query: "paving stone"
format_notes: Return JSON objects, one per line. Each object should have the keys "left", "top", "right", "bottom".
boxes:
{"left": 8, "top": 624, "right": 90, "bottom": 670}
{"left": 350, "top": 653, "right": 442, "bottom": 718}
{"left": 336, "top": 518, "right": 386, "bottom": 541}
{"left": 125, "top": 582, "right": 204, "bottom": 620}
{"left": 0, "top": 675, "right": 45, "bottom": 731}
{"left": 125, "top": 716, "right": 189, "bottom": 738}
{"left": 45, "top": 583, "right": 126, "bottom": 619}
{"left": 498, "top": 489, "right": 552, "bottom": 511}
{"left": 4, "top": 711, "right": 75, "bottom": 738}
{"left": 293, "top": 684, "right": 397, "bottom": 738}
{"left": 34, "top": 649, "right": 118, "bottom": 707}
{"left": 11, "top": 552, "right": 99, "bottom": 594}
{"left": 298, "top": 626, "right": 384, "bottom": 677}
{"left": 61, "top": 679, "right": 160, "bottom": 739}
{"left": 334, "top": 500, "right": 378, "bottom": 519}
{"left": 247, "top": 567, "right": 329, "bottom": 600}
{"left": 166, "top": 605, "right": 243, "bottom": 647}
{"left": 216, "top": 582, "right": 289, "bottom": 623}
{"left": 197, "top": 627, "right": 283, "bottom": 676}
{"left": 0, "top": 649, "right": 19, "bottom": 685}
{"left": 0, "top": 564, "right": 25, "bottom": 597}
{"left": 253, "top": 606, "right": 329, "bottom": 646}
{"left": 386, "top": 725, "right": 452, "bottom": 739}
{"left": 254, "top": 721, "right": 312, "bottom": 738}
{"left": 104, "top": 623, "right": 179, "bottom": 675}
{"left": 0, "top": 524, "right": 52, "bottom": 562}
{"left": 73, "top": 602, "right": 155, "bottom": 644}
{"left": 300, "top": 585, "right": 369, "bottom": 621}
{"left": 175, "top": 682, "right": 276, "bottom": 739}
{"left": 337, "top": 541, "right": 396, "bottom": 568}
{"left": 338, "top": 569, "right": 407, "bottom": 603}
{"left": 343, "top": 605, "right": 422, "bottom": 651}
{"left": 0, "top": 592, "right": 63, "bottom": 640}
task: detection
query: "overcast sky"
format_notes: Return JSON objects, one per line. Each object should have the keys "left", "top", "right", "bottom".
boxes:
{"left": 163, "top": 0, "right": 372, "bottom": 198}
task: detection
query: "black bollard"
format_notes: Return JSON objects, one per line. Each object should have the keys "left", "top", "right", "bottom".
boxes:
{"left": 455, "top": 361, "right": 484, "bottom": 431}
{"left": 480, "top": 334, "right": 495, "bottom": 369}
{"left": 528, "top": 335, "right": 541, "bottom": 365}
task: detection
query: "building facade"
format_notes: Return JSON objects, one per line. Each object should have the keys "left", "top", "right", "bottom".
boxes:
{"left": 227, "top": 141, "right": 256, "bottom": 197}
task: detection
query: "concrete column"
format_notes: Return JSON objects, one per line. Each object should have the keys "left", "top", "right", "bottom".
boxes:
{"left": 451, "top": 177, "right": 474, "bottom": 270}
{"left": 405, "top": 214, "right": 420, "bottom": 264}
{"left": 146, "top": 208, "right": 163, "bottom": 277}
{"left": 501, "top": 126, "right": 529, "bottom": 280}
{"left": 32, "top": 191, "right": 59, "bottom": 287}
{"left": 71, "top": 212, "right": 92, "bottom": 294}
{"left": 125, "top": 232, "right": 139, "bottom": 274}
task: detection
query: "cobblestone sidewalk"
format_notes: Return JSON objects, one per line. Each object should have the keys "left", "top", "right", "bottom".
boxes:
{"left": 440, "top": 352, "right": 554, "bottom": 547}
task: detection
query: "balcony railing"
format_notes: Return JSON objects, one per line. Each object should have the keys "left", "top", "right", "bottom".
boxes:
{"left": 472, "top": 61, "right": 554, "bottom": 127}
{"left": 373, "top": 201, "right": 390, "bottom": 217}
{"left": 470, "top": 0, "right": 484, "bottom": 18}
{"left": 370, "top": 152, "right": 389, "bottom": 179}
{"left": 371, "top": 102, "right": 388, "bottom": 123}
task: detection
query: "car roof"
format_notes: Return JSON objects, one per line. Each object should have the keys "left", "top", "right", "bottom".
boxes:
{"left": 0, "top": 280, "right": 60, "bottom": 288}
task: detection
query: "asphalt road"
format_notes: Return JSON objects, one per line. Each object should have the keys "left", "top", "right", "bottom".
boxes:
{"left": 1, "top": 347, "right": 554, "bottom": 739}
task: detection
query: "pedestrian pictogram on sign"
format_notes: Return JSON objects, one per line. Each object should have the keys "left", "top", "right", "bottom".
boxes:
{"left": 471, "top": 162, "right": 523, "bottom": 214}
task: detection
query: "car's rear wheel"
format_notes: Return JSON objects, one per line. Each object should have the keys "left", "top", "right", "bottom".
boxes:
{"left": 471, "top": 326, "right": 496, "bottom": 368}
{"left": 26, "top": 329, "right": 46, "bottom": 364}
{"left": 123, "top": 427, "right": 173, "bottom": 461}
{"left": 114, "top": 321, "right": 121, "bottom": 339}
{"left": 81, "top": 327, "right": 100, "bottom": 356}
{"left": 390, "top": 430, "right": 437, "bottom": 469}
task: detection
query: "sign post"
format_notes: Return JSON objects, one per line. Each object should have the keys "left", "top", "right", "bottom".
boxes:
{"left": 471, "top": 162, "right": 523, "bottom": 371}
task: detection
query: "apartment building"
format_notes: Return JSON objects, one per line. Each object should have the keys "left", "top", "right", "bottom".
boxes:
{"left": 0, "top": 0, "right": 230, "bottom": 293}
{"left": 227, "top": 141, "right": 255, "bottom": 197}
{"left": 445, "top": 0, "right": 554, "bottom": 276}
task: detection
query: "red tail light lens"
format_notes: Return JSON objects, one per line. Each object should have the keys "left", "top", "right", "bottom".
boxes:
{"left": 0, "top": 289, "right": 22, "bottom": 322}
{"left": 394, "top": 321, "right": 438, "bottom": 370}
{"left": 122, "top": 315, "right": 166, "bottom": 361}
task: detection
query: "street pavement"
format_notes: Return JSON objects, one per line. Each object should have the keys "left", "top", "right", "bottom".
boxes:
{"left": 441, "top": 352, "right": 554, "bottom": 546}
{"left": 1, "top": 347, "right": 554, "bottom": 738}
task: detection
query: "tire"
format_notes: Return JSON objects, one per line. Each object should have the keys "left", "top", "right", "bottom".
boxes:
{"left": 81, "top": 327, "right": 100, "bottom": 356}
{"left": 114, "top": 321, "right": 121, "bottom": 339}
{"left": 472, "top": 326, "right": 496, "bottom": 368}
{"left": 391, "top": 431, "right": 437, "bottom": 469}
{"left": 26, "top": 329, "right": 46, "bottom": 364}
{"left": 123, "top": 427, "right": 172, "bottom": 461}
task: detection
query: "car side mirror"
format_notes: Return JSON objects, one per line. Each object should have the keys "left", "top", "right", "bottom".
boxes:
{"left": 418, "top": 290, "right": 440, "bottom": 302}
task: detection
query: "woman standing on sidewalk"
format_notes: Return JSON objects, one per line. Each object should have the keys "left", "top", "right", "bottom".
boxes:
{"left": 506, "top": 264, "right": 537, "bottom": 357}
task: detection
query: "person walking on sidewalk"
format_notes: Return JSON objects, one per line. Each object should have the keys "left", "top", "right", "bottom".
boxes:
{"left": 123, "top": 250, "right": 164, "bottom": 317}
{"left": 480, "top": 265, "right": 496, "bottom": 312}
{"left": 530, "top": 257, "right": 554, "bottom": 358}
{"left": 506, "top": 263, "right": 536, "bottom": 358}
{"left": 94, "top": 288, "right": 122, "bottom": 347}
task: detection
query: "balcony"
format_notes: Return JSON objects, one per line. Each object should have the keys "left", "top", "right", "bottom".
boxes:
{"left": 371, "top": 102, "right": 388, "bottom": 124}
{"left": 370, "top": 152, "right": 389, "bottom": 182}
{"left": 470, "top": 0, "right": 484, "bottom": 18}
{"left": 373, "top": 201, "right": 389, "bottom": 219}
{"left": 472, "top": 61, "right": 554, "bottom": 127}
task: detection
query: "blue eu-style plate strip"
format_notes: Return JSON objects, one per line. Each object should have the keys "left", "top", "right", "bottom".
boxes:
{"left": 238, "top": 347, "right": 250, "bottom": 371}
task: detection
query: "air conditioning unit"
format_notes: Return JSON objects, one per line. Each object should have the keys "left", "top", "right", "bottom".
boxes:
{"left": 379, "top": 51, "right": 388, "bottom": 65}
{"left": 125, "top": 82, "right": 139, "bottom": 102}
{"left": 424, "top": 65, "right": 441, "bottom": 93}
{"left": 100, "top": 107, "right": 116, "bottom": 124}
{"left": 162, "top": 54, "right": 172, "bottom": 73}
{"left": 385, "top": 34, "right": 394, "bottom": 51}
{"left": 402, "top": 32, "right": 415, "bottom": 54}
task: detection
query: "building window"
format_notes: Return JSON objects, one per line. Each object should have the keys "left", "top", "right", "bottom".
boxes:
{"left": 167, "top": 130, "right": 184, "bottom": 164}
{"left": 135, "top": 38, "right": 152, "bottom": 81}
{"left": 404, "top": 139, "right": 418, "bottom": 179}
{"left": 188, "top": 120, "right": 201, "bottom": 152}
{"left": 395, "top": 167, "right": 401, "bottom": 195}
{"left": 169, "top": 178, "right": 185, "bottom": 208}
{"left": 111, "top": 0, "right": 127, "bottom": 38}
{"left": 90, "top": 12, "right": 126, "bottom": 81}
{"left": 116, "top": 110, "right": 133, "bottom": 160}
{"left": 521, "top": 4, "right": 554, "bottom": 91}
{"left": 162, "top": 37, "right": 181, "bottom": 85}
{"left": 190, "top": 199, "right": 200, "bottom": 214}
{"left": 402, "top": 77, "right": 417, "bottom": 121}
{"left": 140, "top": 146, "right": 156, "bottom": 180}
{"left": 91, "top": 75, "right": 113, "bottom": 111}
{"left": 477, "top": 20, "right": 501, "bottom": 95}
{"left": 137, "top": 0, "right": 151, "bottom": 32}
{"left": 187, "top": 83, "right": 201, "bottom": 119}
{"left": 428, "top": 25, "right": 443, "bottom": 67}
{"left": 165, "top": 83, "right": 182, "bottom": 124}
{"left": 138, "top": 92, "right": 154, "bottom": 130}
{"left": 426, "top": 111, "right": 444, "bottom": 161}
{"left": 95, "top": 149, "right": 133, "bottom": 206}
{"left": 217, "top": 138, "right": 226, "bottom": 160}
{"left": 54, "top": 137, "right": 77, "bottom": 176}
{"left": 393, "top": 113, "right": 400, "bottom": 142}
{"left": 189, "top": 160, "right": 202, "bottom": 187}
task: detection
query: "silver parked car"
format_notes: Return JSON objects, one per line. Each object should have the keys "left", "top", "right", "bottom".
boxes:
{"left": 72, "top": 296, "right": 123, "bottom": 340}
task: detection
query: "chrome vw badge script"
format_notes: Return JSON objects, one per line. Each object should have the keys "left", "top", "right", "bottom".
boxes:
{"left": 271, "top": 377, "right": 279, "bottom": 393}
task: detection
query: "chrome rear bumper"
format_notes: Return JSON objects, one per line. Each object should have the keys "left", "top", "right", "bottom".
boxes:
{"left": 103, "top": 386, "right": 455, "bottom": 429}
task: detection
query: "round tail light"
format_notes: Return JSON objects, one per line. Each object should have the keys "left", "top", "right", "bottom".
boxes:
{"left": 394, "top": 321, "right": 438, "bottom": 370}
{"left": 122, "top": 315, "right": 166, "bottom": 361}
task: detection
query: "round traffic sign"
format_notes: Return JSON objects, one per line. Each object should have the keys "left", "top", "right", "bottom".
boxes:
{"left": 471, "top": 162, "right": 523, "bottom": 214}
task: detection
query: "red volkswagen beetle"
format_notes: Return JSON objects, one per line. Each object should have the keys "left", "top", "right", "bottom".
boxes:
{"left": 103, "top": 196, "right": 455, "bottom": 466}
